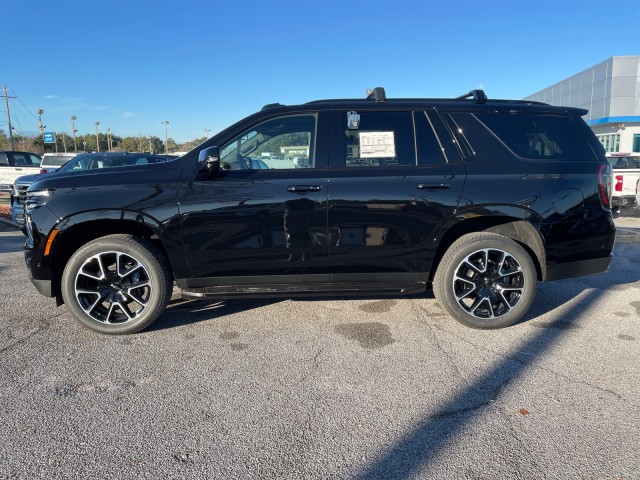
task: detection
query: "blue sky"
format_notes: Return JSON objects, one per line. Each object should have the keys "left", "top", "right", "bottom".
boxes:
{"left": 3, "top": 0, "right": 639, "bottom": 144}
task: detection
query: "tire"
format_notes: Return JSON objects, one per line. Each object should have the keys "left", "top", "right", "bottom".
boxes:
{"left": 61, "top": 234, "right": 172, "bottom": 335}
{"left": 433, "top": 232, "right": 537, "bottom": 329}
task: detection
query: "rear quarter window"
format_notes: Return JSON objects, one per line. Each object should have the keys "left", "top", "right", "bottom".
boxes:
{"left": 475, "top": 113, "right": 598, "bottom": 161}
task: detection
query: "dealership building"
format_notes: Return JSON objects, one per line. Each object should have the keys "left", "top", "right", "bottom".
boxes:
{"left": 524, "top": 55, "right": 640, "bottom": 153}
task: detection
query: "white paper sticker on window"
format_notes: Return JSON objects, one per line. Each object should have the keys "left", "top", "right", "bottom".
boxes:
{"left": 359, "top": 131, "right": 396, "bottom": 158}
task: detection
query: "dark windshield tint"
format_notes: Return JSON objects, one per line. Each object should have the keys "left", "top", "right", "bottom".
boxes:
{"left": 475, "top": 113, "right": 598, "bottom": 161}
{"left": 58, "top": 154, "right": 165, "bottom": 172}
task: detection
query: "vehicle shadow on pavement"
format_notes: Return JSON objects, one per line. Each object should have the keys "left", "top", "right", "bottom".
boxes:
{"left": 148, "top": 297, "right": 284, "bottom": 332}
{"left": 354, "top": 252, "right": 640, "bottom": 479}
{"left": 352, "top": 287, "right": 607, "bottom": 479}
{"left": 152, "top": 242, "right": 639, "bottom": 332}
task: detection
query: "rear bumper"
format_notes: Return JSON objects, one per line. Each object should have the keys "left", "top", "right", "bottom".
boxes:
{"left": 545, "top": 255, "right": 612, "bottom": 281}
{"left": 611, "top": 195, "right": 636, "bottom": 208}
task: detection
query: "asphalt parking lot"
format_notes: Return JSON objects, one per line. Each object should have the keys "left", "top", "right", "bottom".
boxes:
{"left": 0, "top": 209, "right": 639, "bottom": 479}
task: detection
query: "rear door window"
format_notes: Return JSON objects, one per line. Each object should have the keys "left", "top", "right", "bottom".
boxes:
{"left": 342, "top": 111, "right": 415, "bottom": 167}
{"left": 475, "top": 113, "right": 598, "bottom": 161}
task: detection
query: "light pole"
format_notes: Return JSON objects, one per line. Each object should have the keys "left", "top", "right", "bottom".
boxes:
{"left": 61, "top": 132, "right": 67, "bottom": 153}
{"left": 162, "top": 121, "right": 169, "bottom": 153}
{"left": 204, "top": 128, "right": 210, "bottom": 139}
{"left": 95, "top": 121, "right": 100, "bottom": 152}
{"left": 38, "top": 109, "right": 45, "bottom": 153}
{"left": 70, "top": 115, "right": 77, "bottom": 151}
{"left": 106, "top": 128, "right": 111, "bottom": 151}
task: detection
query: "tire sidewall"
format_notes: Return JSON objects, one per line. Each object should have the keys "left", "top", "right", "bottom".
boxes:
{"left": 61, "top": 235, "right": 171, "bottom": 335}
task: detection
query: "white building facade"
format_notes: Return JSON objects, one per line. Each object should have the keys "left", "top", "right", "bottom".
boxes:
{"left": 524, "top": 55, "right": 640, "bottom": 153}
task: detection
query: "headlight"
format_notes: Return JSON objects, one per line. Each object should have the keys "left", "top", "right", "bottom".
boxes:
{"left": 26, "top": 189, "right": 55, "bottom": 211}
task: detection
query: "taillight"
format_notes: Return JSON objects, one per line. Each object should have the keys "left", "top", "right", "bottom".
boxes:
{"left": 598, "top": 163, "right": 612, "bottom": 208}
{"left": 39, "top": 169, "right": 46, "bottom": 174}
{"left": 614, "top": 175, "right": 623, "bottom": 192}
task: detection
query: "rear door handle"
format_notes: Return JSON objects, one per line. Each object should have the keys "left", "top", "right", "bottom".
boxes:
{"left": 417, "top": 183, "right": 451, "bottom": 190}
{"left": 287, "top": 185, "right": 322, "bottom": 193}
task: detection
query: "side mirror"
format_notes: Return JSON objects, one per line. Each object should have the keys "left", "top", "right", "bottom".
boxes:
{"left": 198, "top": 146, "right": 220, "bottom": 172}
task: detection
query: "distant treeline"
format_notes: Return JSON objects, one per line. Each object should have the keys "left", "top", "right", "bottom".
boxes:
{"left": 0, "top": 130, "right": 204, "bottom": 154}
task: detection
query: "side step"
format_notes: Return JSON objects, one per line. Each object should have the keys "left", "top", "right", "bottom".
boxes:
{"left": 180, "top": 282, "right": 427, "bottom": 300}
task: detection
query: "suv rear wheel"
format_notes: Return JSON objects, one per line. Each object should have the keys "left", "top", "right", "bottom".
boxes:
{"left": 433, "top": 232, "right": 537, "bottom": 329}
{"left": 61, "top": 234, "right": 172, "bottom": 334}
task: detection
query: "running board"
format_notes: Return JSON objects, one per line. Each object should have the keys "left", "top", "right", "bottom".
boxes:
{"left": 180, "top": 282, "right": 427, "bottom": 300}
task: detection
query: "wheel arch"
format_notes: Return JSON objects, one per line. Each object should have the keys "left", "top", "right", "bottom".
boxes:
{"left": 430, "top": 215, "right": 546, "bottom": 282}
{"left": 48, "top": 215, "right": 174, "bottom": 303}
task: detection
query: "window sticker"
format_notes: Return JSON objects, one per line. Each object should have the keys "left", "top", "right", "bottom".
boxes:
{"left": 359, "top": 131, "right": 396, "bottom": 158}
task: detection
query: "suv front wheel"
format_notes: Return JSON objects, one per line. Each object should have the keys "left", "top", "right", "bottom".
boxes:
{"left": 433, "top": 232, "right": 537, "bottom": 329}
{"left": 61, "top": 234, "right": 172, "bottom": 334}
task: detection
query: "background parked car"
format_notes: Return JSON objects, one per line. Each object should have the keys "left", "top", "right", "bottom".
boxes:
{"left": 39, "top": 152, "right": 81, "bottom": 173}
{"left": 249, "top": 157, "right": 270, "bottom": 169}
{"left": 0, "top": 150, "right": 41, "bottom": 193}
{"left": 11, "top": 152, "right": 177, "bottom": 232}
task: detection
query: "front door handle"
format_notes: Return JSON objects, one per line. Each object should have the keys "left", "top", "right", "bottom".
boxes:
{"left": 417, "top": 183, "right": 451, "bottom": 190}
{"left": 287, "top": 185, "right": 322, "bottom": 193}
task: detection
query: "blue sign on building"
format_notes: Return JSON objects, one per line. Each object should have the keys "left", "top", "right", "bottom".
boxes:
{"left": 43, "top": 132, "right": 55, "bottom": 144}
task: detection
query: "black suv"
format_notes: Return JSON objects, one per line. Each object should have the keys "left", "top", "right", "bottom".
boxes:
{"left": 22, "top": 88, "right": 615, "bottom": 334}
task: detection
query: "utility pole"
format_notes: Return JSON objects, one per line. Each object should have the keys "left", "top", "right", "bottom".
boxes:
{"left": 95, "top": 121, "right": 100, "bottom": 152}
{"left": 106, "top": 128, "right": 111, "bottom": 151}
{"left": 204, "top": 128, "right": 210, "bottom": 139}
{"left": 71, "top": 116, "right": 77, "bottom": 151}
{"left": 2, "top": 83, "right": 16, "bottom": 150}
{"left": 38, "top": 109, "right": 46, "bottom": 154}
{"left": 162, "top": 121, "right": 169, "bottom": 153}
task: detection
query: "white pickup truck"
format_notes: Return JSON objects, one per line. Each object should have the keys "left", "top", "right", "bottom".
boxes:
{"left": 607, "top": 153, "right": 640, "bottom": 212}
{"left": 0, "top": 150, "right": 42, "bottom": 193}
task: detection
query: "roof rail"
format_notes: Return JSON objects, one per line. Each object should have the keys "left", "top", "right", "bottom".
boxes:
{"left": 262, "top": 102, "right": 284, "bottom": 110}
{"left": 456, "top": 89, "right": 488, "bottom": 103}
{"left": 366, "top": 87, "right": 386, "bottom": 102}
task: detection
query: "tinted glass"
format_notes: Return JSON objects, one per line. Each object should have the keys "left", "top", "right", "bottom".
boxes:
{"left": 59, "top": 155, "right": 160, "bottom": 171}
{"left": 423, "top": 112, "right": 464, "bottom": 163}
{"left": 343, "top": 111, "right": 415, "bottom": 167}
{"left": 413, "top": 112, "right": 448, "bottom": 165}
{"left": 44, "top": 154, "right": 77, "bottom": 166}
{"left": 608, "top": 155, "right": 640, "bottom": 169}
{"left": 475, "top": 113, "right": 598, "bottom": 161}
{"left": 12, "top": 154, "right": 32, "bottom": 166}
